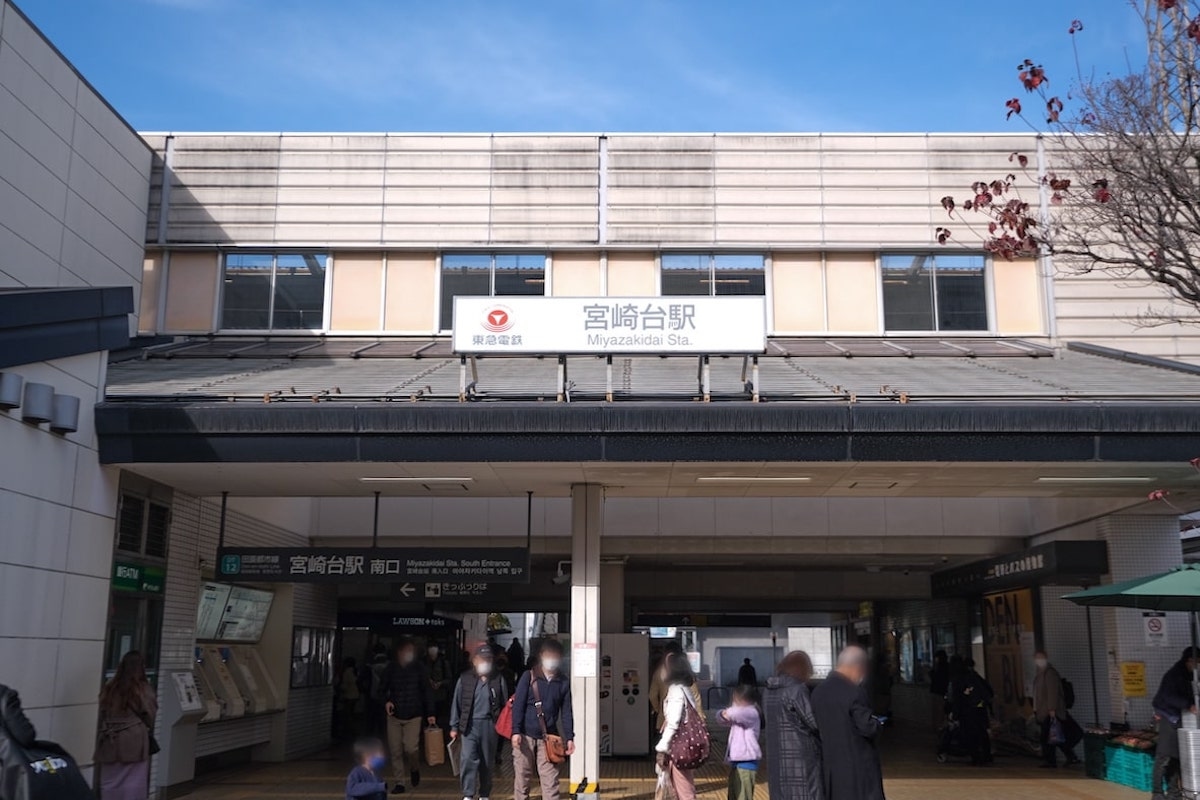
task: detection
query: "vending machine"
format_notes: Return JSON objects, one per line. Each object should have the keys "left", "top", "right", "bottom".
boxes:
{"left": 599, "top": 633, "right": 649, "bottom": 756}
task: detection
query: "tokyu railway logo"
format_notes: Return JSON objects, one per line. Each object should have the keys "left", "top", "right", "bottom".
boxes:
{"left": 482, "top": 306, "right": 514, "bottom": 333}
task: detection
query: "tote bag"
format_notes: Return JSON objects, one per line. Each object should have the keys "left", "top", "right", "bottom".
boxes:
{"left": 666, "top": 693, "right": 710, "bottom": 770}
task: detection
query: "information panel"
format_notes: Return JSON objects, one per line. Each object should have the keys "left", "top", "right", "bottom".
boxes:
{"left": 452, "top": 296, "right": 767, "bottom": 355}
{"left": 195, "top": 581, "right": 275, "bottom": 643}
{"left": 216, "top": 547, "right": 530, "bottom": 584}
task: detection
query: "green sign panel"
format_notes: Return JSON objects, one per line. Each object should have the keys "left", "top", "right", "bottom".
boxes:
{"left": 112, "top": 562, "right": 165, "bottom": 594}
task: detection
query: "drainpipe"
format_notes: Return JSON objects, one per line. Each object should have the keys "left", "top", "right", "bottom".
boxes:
{"left": 1036, "top": 134, "right": 1059, "bottom": 343}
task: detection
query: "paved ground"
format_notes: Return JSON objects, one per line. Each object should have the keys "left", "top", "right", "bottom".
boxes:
{"left": 173, "top": 729, "right": 1143, "bottom": 800}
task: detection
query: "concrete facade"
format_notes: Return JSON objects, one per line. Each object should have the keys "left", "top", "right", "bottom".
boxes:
{"left": 0, "top": 0, "right": 152, "bottom": 773}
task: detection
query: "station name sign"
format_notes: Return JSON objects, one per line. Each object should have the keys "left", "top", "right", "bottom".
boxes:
{"left": 931, "top": 540, "right": 1109, "bottom": 597}
{"left": 452, "top": 296, "right": 767, "bottom": 355}
{"left": 216, "top": 547, "right": 529, "bottom": 584}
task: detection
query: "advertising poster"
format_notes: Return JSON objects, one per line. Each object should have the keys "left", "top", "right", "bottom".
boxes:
{"left": 982, "top": 588, "right": 1036, "bottom": 723}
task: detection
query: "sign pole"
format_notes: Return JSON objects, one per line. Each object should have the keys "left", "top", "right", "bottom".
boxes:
{"left": 526, "top": 490, "right": 533, "bottom": 579}
{"left": 1086, "top": 605, "right": 1099, "bottom": 726}
{"left": 372, "top": 491, "right": 381, "bottom": 548}
{"left": 217, "top": 491, "right": 228, "bottom": 550}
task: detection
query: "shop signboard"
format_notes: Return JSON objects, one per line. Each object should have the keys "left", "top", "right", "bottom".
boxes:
{"left": 982, "top": 588, "right": 1036, "bottom": 723}
{"left": 1121, "top": 662, "right": 1147, "bottom": 697}
{"left": 931, "top": 541, "right": 1109, "bottom": 597}
{"left": 215, "top": 546, "right": 529, "bottom": 584}
{"left": 112, "top": 561, "right": 165, "bottom": 594}
{"left": 452, "top": 296, "right": 767, "bottom": 355}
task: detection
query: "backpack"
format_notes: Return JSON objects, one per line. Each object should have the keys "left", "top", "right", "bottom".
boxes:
{"left": 667, "top": 691, "right": 710, "bottom": 770}
{"left": 1061, "top": 677, "right": 1076, "bottom": 710}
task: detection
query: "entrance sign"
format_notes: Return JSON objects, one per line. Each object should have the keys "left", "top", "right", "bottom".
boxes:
{"left": 1143, "top": 612, "right": 1168, "bottom": 647}
{"left": 452, "top": 296, "right": 767, "bottom": 355}
{"left": 216, "top": 547, "right": 529, "bottom": 584}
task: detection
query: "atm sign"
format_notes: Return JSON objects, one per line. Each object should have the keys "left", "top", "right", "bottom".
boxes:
{"left": 112, "top": 562, "right": 165, "bottom": 594}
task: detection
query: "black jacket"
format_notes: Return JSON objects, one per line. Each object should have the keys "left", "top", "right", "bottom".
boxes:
{"left": 1154, "top": 659, "right": 1194, "bottom": 723}
{"left": 763, "top": 676, "right": 824, "bottom": 800}
{"left": 0, "top": 685, "right": 95, "bottom": 800}
{"left": 382, "top": 662, "right": 435, "bottom": 720}
{"left": 811, "top": 672, "right": 884, "bottom": 800}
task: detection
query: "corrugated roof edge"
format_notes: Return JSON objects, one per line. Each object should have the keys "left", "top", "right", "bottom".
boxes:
{"left": 134, "top": 131, "right": 1044, "bottom": 139}
{"left": 5, "top": 0, "right": 152, "bottom": 152}
{"left": 1067, "top": 341, "right": 1200, "bottom": 377}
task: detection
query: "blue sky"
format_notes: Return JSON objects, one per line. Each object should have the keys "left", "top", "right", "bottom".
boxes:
{"left": 17, "top": 0, "right": 1145, "bottom": 132}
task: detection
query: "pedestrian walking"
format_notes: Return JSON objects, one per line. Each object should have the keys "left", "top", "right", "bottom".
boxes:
{"left": 811, "top": 646, "right": 883, "bottom": 800}
{"left": 651, "top": 643, "right": 705, "bottom": 732}
{"left": 382, "top": 639, "right": 436, "bottom": 794}
{"left": 1032, "top": 651, "right": 1080, "bottom": 769}
{"left": 426, "top": 644, "right": 453, "bottom": 734}
{"left": 946, "top": 656, "right": 990, "bottom": 766}
{"left": 763, "top": 651, "right": 823, "bottom": 800}
{"left": 737, "top": 659, "right": 758, "bottom": 687}
{"left": 341, "top": 657, "right": 363, "bottom": 741}
{"left": 512, "top": 640, "right": 574, "bottom": 800}
{"left": 94, "top": 651, "right": 158, "bottom": 800}
{"left": 929, "top": 650, "right": 949, "bottom": 730}
{"left": 451, "top": 646, "right": 508, "bottom": 800}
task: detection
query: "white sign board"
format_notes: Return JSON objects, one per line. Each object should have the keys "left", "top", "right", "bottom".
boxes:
{"left": 1143, "top": 612, "right": 1168, "bottom": 647}
{"left": 573, "top": 643, "right": 599, "bottom": 678}
{"left": 452, "top": 296, "right": 767, "bottom": 354}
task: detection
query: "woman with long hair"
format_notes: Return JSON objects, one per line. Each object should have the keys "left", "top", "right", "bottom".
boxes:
{"left": 654, "top": 653, "right": 702, "bottom": 800}
{"left": 95, "top": 651, "right": 157, "bottom": 800}
{"left": 763, "top": 650, "right": 824, "bottom": 800}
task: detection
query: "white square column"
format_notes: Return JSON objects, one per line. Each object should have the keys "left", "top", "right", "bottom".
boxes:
{"left": 570, "top": 483, "right": 603, "bottom": 793}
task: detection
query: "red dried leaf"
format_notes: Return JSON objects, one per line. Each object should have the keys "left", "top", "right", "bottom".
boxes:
{"left": 1160, "top": 0, "right": 1178, "bottom": 9}
{"left": 1009, "top": 151, "right": 1029, "bottom": 168}
{"left": 1068, "top": 19, "right": 1084, "bottom": 34}
{"left": 1049, "top": 177, "right": 1071, "bottom": 191}
{"left": 1051, "top": 192, "right": 1064, "bottom": 205}
{"left": 1046, "top": 96, "right": 1064, "bottom": 123}
{"left": 1018, "top": 63, "right": 1047, "bottom": 92}
{"left": 935, "top": 227, "right": 952, "bottom": 245}
{"left": 1005, "top": 98, "right": 1022, "bottom": 119}
{"left": 1190, "top": 18, "right": 1200, "bottom": 43}
{"left": 940, "top": 196, "right": 956, "bottom": 215}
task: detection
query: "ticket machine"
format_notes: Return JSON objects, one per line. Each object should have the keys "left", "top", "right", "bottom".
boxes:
{"left": 233, "top": 645, "right": 284, "bottom": 710}
{"left": 191, "top": 668, "right": 223, "bottom": 722}
{"left": 220, "top": 646, "right": 269, "bottom": 714}
{"left": 196, "top": 646, "right": 246, "bottom": 718}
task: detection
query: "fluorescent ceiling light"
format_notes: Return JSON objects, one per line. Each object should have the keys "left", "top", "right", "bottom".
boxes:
{"left": 360, "top": 477, "right": 474, "bottom": 484}
{"left": 1036, "top": 476, "right": 1154, "bottom": 484}
{"left": 696, "top": 476, "right": 811, "bottom": 484}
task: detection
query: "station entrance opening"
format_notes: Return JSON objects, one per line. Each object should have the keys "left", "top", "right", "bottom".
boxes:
{"left": 93, "top": 332, "right": 1200, "bottom": 798}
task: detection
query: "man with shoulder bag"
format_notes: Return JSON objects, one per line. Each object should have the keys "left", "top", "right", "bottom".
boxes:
{"left": 511, "top": 640, "right": 575, "bottom": 800}
{"left": 0, "top": 684, "right": 95, "bottom": 800}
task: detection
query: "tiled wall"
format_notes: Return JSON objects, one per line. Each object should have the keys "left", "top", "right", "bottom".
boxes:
{"left": 153, "top": 493, "right": 337, "bottom": 792}
{"left": 1038, "top": 584, "right": 1110, "bottom": 728}
{"left": 1099, "top": 516, "right": 1185, "bottom": 728}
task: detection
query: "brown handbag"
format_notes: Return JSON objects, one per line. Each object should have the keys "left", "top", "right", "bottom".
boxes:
{"left": 530, "top": 671, "right": 567, "bottom": 764}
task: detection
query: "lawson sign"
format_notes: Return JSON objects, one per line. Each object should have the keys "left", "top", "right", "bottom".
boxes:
{"left": 452, "top": 296, "right": 767, "bottom": 355}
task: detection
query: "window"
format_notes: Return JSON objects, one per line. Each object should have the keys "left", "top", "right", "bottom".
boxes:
{"left": 222, "top": 253, "right": 327, "bottom": 330}
{"left": 881, "top": 254, "right": 988, "bottom": 332}
{"left": 440, "top": 253, "right": 545, "bottom": 330}
{"left": 661, "top": 254, "right": 766, "bottom": 296}
{"left": 116, "top": 493, "right": 170, "bottom": 559}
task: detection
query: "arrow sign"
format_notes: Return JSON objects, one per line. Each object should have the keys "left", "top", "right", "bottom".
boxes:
{"left": 398, "top": 583, "right": 415, "bottom": 598}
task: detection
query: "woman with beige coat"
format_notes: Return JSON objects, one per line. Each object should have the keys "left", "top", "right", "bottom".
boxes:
{"left": 95, "top": 651, "right": 158, "bottom": 800}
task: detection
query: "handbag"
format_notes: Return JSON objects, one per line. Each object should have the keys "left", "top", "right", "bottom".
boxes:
{"left": 666, "top": 691, "right": 710, "bottom": 770}
{"left": 495, "top": 696, "right": 515, "bottom": 739}
{"left": 530, "top": 672, "right": 567, "bottom": 764}
{"left": 1047, "top": 717, "right": 1066, "bottom": 746}
{"left": 424, "top": 725, "right": 445, "bottom": 767}
{"left": 136, "top": 711, "right": 160, "bottom": 757}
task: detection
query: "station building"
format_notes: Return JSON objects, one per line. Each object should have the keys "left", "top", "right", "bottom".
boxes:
{"left": 4, "top": 1, "right": 1200, "bottom": 795}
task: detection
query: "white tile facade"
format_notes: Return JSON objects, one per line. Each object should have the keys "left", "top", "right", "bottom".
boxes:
{"left": 0, "top": 0, "right": 152, "bottom": 775}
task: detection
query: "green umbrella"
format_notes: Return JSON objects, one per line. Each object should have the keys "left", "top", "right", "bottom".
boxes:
{"left": 1063, "top": 565, "right": 1200, "bottom": 711}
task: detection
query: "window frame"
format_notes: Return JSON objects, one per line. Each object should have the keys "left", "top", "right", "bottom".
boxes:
{"left": 437, "top": 252, "right": 549, "bottom": 333}
{"left": 879, "top": 252, "right": 993, "bottom": 335}
{"left": 658, "top": 252, "right": 767, "bottom": 298}
{"left": 115, "top": 491, "right": 171, "bottom": 563}
{"left": 218, "top": 251, "right": 330, "bottom": 333}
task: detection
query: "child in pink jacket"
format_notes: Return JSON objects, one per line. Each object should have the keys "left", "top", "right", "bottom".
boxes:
{"left": 718, "top": 686, "right": 763, "bottom": 800}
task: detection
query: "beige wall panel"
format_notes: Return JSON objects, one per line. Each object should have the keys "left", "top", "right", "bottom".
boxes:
{"left": 718, "top": 225, "right": 823, "bottom": 244}
{"left": 771, "top": 252, "right": 824, "bottom": 333}
{"left": 551, "top": 253, "right": 602, "bottom": 296}
{"left": 138, "top": 251, "right": 162, "bottom": 334}
{"left": 825, "top": 252, "right": 879, "bottom": 332}
{"left": 606, "top": 252, "right": 657, "bottom": 295}
{"left": 993, "top": 257, "right": 1044, "bottom": 335}
{"left": 823, "top": 225, "right": 930, "bottom": 246}
{"left": 329, "top": 252, "right": 383, "bottom": 331}
{"left": 492, "top": 226, "right": 597, "bottom": 244}
{"left": 384, "top": 252, "right": 437, "bottom": 332}
{"left": 163, "top": 251, "right": 218, "bottom": 332}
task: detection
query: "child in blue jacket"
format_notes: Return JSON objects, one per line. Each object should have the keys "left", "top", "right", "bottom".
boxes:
{"left": 346, "top": 737, "right": 388, "bottom": 800}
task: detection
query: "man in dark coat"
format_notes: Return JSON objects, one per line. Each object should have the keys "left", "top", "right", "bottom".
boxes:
{"left": 1, "top": 684, "right": 95, "bottom": 800}
{"left": 1152, "top": 647, "right": 1196, "bottom": 800}
{"left": 738, "top": 658, "right": 759, "bottom": 687}
{"left": 811, "top": 646, "right": 884, "bottom": 800}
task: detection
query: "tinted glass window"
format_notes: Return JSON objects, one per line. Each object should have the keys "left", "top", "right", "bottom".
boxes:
{"left": 712, "top": 254, "right": 766, "bottom": 296}
{"left": 222, "top": 254, "right": 273, "bottom": 329}
{"left": 661, "top": 254, "right": 709, "bottom": 296}
{"left": 882, "top": 255, "right": 935, "bottom": 331}
{"left": 273, "top": 254, "right": 326, "bottom": 329}
{"left": 440, "top": 254, "right": 492, "bottom": 331}
{"left": 494, "top": 254, "right": 546, "bottom": 296}
{"left": 934, "top": 255, "right": 988, "bottom": 331}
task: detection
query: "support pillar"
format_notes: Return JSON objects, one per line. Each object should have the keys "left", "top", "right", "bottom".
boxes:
{"left": 570, "top": 484, "right": 602, "bottom": 794}
{"left": 600, "top": 562, "right": 625, "bottom": 633}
